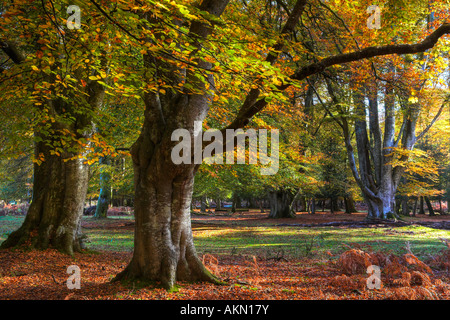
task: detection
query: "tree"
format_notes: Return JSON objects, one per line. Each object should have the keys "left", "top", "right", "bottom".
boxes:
{"left": 107, "top": 0, "right": 450, "bottom": 289}
{"left": 295, "top": 0, "right": 450, "bottom": 219}
{"left": 111, "top": 0, "right": 232, "bottom": 289}
{"left": 93, "top": 155, "right": 111, "bottom": 219}
{"left": 0, "top": 1, "right": 131, "bottom": 254}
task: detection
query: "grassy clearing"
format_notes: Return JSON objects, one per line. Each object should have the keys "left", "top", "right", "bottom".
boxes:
{"left": 193, "top": 224, "right": 450, "bottom": 260}
{"left": 1, "top": 215, "right": 449, "bottom": 261}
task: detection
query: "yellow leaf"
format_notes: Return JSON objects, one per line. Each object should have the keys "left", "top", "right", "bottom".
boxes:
{"left": 408, "top": 96, "right": 418, "bottom": 104}
{"left": 31, "top": 65, "right": 39, "bottom": 71}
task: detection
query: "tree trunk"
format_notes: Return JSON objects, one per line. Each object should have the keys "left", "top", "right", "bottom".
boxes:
{"left": 112, "top": 0, "right": 230, "bottom": 290}
{"left": 215, "top": 198, "right": 222, "bottom": 211}
{"left": 233, "top": 194, "right": 242, "bottom": 209}
{"left": 330, "top": 197, "right": 339, "bottom": 213}
{"left": 200, "top": 196, "right": 207, "bottom": 213}
{"left": 299, "top": 197, "right": 306, "bottom": 212}
{"left": 412, "top": 197, "right": 418, "bottom": 216}
{"left": 310, "top": 197, "right": 316, "bottom": 214}
{"left": 401, "top": 197, "right": 409, "bottom": 216}
{"left": 94, "top": 156, "right": 111, "bottom": 219}
{"left": 425, "top": 196, "right": 435, "bottom": 216}
{"left": 1, "top": 73, "right": 103, "bottom": 254}
{"left": 395, "top": 198, "right": 401, "bottom": 216}
{"left": 344, "top": 195, "right": 358, "bottom": 213}
{"left": 339, "top": 82, "right": 414, "bottom": 221}
{"left": 1, "top": 143, "right": 90, "bottom": 255}
{"left": 448, "top": 198, "right": 450, "bottom": 214}
{"left": 268, "top": 190, "right": 295, "bottom": 218}
{"left": 259, "top": 198, "right": 265, "bottom": 213}
{"left": 114, "top": 157, "right": 219, "bottom": 290}
{"left": 412, "top": 197, "right": 419, "bottom": 217}
{"left": 419, "top": 196, "right": 425, "bottom": 214}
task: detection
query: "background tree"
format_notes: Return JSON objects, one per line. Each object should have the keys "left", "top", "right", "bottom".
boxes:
{"left": 0, "top": 0, "right": 138, "bottom": 254}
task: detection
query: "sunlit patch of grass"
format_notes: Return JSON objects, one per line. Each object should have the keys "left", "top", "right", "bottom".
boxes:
{"left": 84, "top": 229, "right": 134, "bottom": 252}
{"left": 192, "top": 225, "right": 450, "bottom": 260}
{"left": 0, "top": 216, "right": 24, "bottom": 243}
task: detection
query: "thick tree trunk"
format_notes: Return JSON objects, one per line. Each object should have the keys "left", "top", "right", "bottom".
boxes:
{"left": 113, "top": 129, "right": 220, "bottom": 290}
{"left": 268, "top": 190, "right": 295, "bottom": 218}
{"left": 339, "top": 82, "right": 414, "bottom": 221}
{"left": 0, "top": 37, "right": 104, "bottom": 254}
{"left": 113, "top": 0, "right": 231, "bottom": 290}
{"left": 363, "top": 185, "right": 397, "bottom": 220}
{"left": 1, "top": 142, "right": 90, "bottom": 255}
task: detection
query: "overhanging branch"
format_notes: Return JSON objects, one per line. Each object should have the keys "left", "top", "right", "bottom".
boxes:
{"left": 226, "top": 23, "right": 450, "bottom": 130}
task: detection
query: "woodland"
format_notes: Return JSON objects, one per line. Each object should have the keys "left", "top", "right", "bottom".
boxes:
{"left": 0, "top": 0, "right": 450, "bottom": 303}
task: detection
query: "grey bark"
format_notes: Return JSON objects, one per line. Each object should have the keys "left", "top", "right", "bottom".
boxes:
{"left": 335, "top": 80, "right": 419, "bottom": 220}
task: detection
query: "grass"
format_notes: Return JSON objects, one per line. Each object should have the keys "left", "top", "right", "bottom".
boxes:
{"left": 1, "top": 215, "right": 449, "bottom": 261}
{"left": 193, "top": 224, "right": 450, "bottom": 260}
{"left": 0, "top": 216, "right": 23, "bottom": 243}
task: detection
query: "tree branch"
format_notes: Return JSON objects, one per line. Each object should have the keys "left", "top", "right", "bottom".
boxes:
{"left": 0, "top": 41, "right": 25, "bottom": 64}
{"left": 225, "top": 23, "right": 450, "bottom": 130}
{"left": 291, "top": 23, "right": 450, "bottom": 82}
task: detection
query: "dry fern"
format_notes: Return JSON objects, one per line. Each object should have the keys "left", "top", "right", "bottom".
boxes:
{"left": 403, "top": 253, "right": 433, "bottom": 274}
{"left": 202, "top": 253, "right": 220, "bottom": 277}
{"left": 337, "top": 249, "right": 372, "bottom": 275}
{"left": 384, "top": 255, "right": 407, "bottom": 277}
{"left": 393, "top": 271, "right": 411, "bottom": 287}
{"left": 410, "top": 271, "right": 432, "bottom": 287}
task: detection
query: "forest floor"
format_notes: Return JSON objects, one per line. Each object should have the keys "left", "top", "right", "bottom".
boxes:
{"left": 1, "top": 210, "right": 450, "bottom": 300}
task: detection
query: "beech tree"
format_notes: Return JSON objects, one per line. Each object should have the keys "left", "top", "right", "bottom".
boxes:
{"left": 0, "top": 0, "right": 131, "bottom": 254}
{"left": 301, "top": 1, "right": 450, "bottom": 219}
{"left": 104, "top": 0, "right": 449, "bottom": 289}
